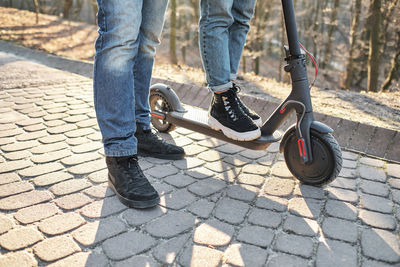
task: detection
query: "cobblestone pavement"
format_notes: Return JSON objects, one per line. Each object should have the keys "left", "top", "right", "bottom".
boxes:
{"left": 0, "top": 51, "right": 399, "bottom": 267}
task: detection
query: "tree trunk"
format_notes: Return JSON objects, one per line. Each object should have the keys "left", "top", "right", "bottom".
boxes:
{"left": 381, "top": 32, "right": 400, "bottom": 92}
{"left": 170, "top": 0, "right": 178, "bottom": 65}
{"left": 367, "top": 0, "right": 382, "bottom": 92}
{"left": 342, "top": 0, "right": 362, "bottom": 90}
{"left": 32, "top": 0, "right": 39, "bottom": 24}
{"left": 63, "top": 0, "right": 73, "bottom": 19}
{"left": 322, "top": 0, "right": 340, "bottom": 68}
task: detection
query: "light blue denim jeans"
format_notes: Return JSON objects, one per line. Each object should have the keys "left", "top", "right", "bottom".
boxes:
{"left": 199, "top": 0, "right": 257, "bottom": 92}
{"left": 93, "top": 0, "right": 168, "bottom": 157}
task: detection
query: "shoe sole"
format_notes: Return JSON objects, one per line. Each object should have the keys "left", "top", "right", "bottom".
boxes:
{"left": 253, "top": 118, "right": 262, "bottom": 127}
{"left": 137, "top": 150, "right": 185, "bottom": 160}
{"left": 108, "top": 175, "right": 160, "bottom": 209}
{"left": 208, "top": 116, "right": 261, "bottom": 141}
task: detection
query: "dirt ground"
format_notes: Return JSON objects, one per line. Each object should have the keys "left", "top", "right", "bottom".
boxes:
{"left": 1, "top": 7, "right": 399, "bottom": 131}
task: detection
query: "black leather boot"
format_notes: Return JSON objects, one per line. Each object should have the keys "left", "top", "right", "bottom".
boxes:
{"left": 106, "top": 155, "right": 159, "bottom": 209}
{"left": 135, "top": 125, "right": 185, "bottom": 160}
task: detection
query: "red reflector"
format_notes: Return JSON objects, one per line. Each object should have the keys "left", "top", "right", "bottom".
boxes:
{"left": 297, "top": 138, "right": 306, "bottom": 157}
{"left": 151, "top": 113, "right": 165, "bottom": 119}
{"left": 280, "top": 107, "right": 286, "bottom": 114}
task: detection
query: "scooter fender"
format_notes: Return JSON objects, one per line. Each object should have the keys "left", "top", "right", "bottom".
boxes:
{"left": 150, "top": 83, "right": 186, "bottom": 113}
{"left": 279, "top": 121, "right": 333, "bottom": 153}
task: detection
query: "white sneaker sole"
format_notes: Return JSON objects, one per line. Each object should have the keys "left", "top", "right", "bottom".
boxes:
{"left": 253, "top": 117, "right": 262, "bottom": 127}
{"left": 208, "top": 116, "right": 261, "bottom": 141}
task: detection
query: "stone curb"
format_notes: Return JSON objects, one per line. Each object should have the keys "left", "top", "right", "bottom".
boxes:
{"left": 1, "top": 40, "right": 399, "bottom": 163}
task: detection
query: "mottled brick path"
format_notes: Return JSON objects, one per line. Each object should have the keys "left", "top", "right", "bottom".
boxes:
{"left": 0, "top": 51, "right": 399, "bottom": 267}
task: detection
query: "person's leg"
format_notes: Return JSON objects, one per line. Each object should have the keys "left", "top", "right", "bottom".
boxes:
{"left": 199, "top": 0, "right": 260, "bottom": 141}
{"left": 93, "top": 0, "right": 142, "bottom": 157}
{"left": 133, "top": 0, "right": 185, "bottom": 160}
{"left": 93, "top": 0, "right": 159, "bottom": 209}
{"left": 229, "top": 0, "right": 262, "bottom": 126}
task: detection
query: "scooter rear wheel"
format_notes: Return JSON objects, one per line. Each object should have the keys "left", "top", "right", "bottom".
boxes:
{"left": 149, "top": 92, "right": 176, "bottom": 133}
{"left": 283, "top": 129, "right": 342, "bottom": 186}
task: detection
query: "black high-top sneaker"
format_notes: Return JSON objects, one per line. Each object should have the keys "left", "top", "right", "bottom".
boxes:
{"left": 208, "top": 89, "right": 261, "bottom": 141}
{"left": 135, "top": 125, "right": 185, "bottom": 160}
{"left": 232, "top": 83, "right": 262, "bottom": 127}
{"left": 106, "top": 155, "right": 159, "bottom": 209}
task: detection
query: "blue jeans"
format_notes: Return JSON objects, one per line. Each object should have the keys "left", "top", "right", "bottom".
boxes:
{"left": 93, "top": 0, "right": 168, "bottom": 157}
{"left": 199, "top": 0, "right": 257, "bottom": 92}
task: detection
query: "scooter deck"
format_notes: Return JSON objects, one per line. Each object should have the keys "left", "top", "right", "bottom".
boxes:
{"left": 167, "top": 104, "right": 281, "bottom": 150}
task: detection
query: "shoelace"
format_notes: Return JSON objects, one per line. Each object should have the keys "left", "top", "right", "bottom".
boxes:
{"left": 221, "top": 94, "right": 247, "bottom": 121}
{"left": 120, "top": 157, "right": 151, "bottom": 191}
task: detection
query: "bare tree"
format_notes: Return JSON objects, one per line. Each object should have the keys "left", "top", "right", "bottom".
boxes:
{"left": 367, "top": 0, "right": 382, "bottom": 92}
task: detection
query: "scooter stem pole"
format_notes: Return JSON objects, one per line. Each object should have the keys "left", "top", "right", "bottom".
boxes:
{"left": 281, "top": 0, "right": 301, "bottom": 56}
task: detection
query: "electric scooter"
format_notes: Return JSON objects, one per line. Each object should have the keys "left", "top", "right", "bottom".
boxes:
{"left": 149, "top": 0, "right": 342, "bottom": 186}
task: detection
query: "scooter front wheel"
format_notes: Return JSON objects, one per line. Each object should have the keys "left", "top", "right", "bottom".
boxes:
{"left": 149, "top": 92, "right": 176, "bottom": 133}
{"left": 283, "top": 129, "right": 342, "bottom": 186}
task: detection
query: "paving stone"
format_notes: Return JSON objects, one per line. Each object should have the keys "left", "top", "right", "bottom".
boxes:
{"left": 240, "top": 149, "right": 267, "bottom": 160}
{"left": 49, "top": 179, "right": 92, "bottom": 196}
{"left": 19, "top": 162, "right": 64, "bottom": 177}
{"left": 63, "top": 114, "right": 89, "bottom": 123}
{"left": 32, "top": 171, "right": 73, "bottom": 186}
{"left": 263, "top": 177, "right": 295, "bottom": 197}
{"left": 204, "top": 161, "right": 235, "bottom": 173}
{"left": 359, "top": 165, "right": 387, "bottom": 182}
{"left": 179, "top": 245, "right": 223, "bottom": 267}
{"left": 84, "top": 183, "right": 115, "bottom": 199}
{"left": 361, "top": 228, "right": 400, "bottom": 263}
{"left": 271, "top": 161, "right": 293, "bottom": 178}
{"left": 274, "top": 233, "right": 314, "bottom": 258}
{"left": 215, "top": 198, "right": 249, "bottom": 224}
{"left": 68, "top": 159, "right": 106, "bottom": 175}
{"left": 0, "top": 137, "right": 15, "bottom": 146}
{"left": 14, "top": 203, "right": 59, "bottom": 224}
{"left": 197, "top": 150, "right": 225, "bottom": 162}
{"left": 329, "top": 177, "right": 357, "bottom": 191}
{"left": 322, "top": 217, "right": 358, "bottom": 243}
{"left": 0, "top": 214, "right": 14, "bottom": 234}
{"left": 325, "top": 199, "right": 358, "bottom": 221}
{"left": 16, "top": 130, "right": 47, "bottom": 141}
{"left": 283, "top": 215, "right": 319, "bottom": 236}
{"left": 72, "top": 216, "right": 126, "bottom": 246}
{"left": 29, "top": 141, "right": 68, "bottom": 154}
{"left": 187, "top": 199, "right": 214, "bottom": 219}
{"left": 64, "top": 128, "right": 95, "bottom": 138}
{"left": 288, "top": 197, "right": 323, "bottom": 219}
{"left": 160, "top": 188, "right": 197, "bottom": 210}
{"left": 247, "top": 208, "right": 282, "bottom": 228}
{"left": 0, "top": 159, "right": 32, "bottom": 174}
{"left": 31, "top": 149, "right": 71, "bottom": 164}
{"left": 173, "top": 157, "right": 204, "bottom": 170}
{"left": 339, "top": 167, "right": 357, "bottom": 178}
{"left": 242, "top": 164, "right": 270, "bottom": 176}
{"left": 33, "top": 235, "right": 81, "bottom": 262}
{"left": 188, "top": 178, "right": 226, "bottom": 197}
{"left": 38, "top": 212, "right": 86, "bottom": 235}
{"left": 44, "top": 119, "right": 66, "bottom": 127}
{"left": 223, "top": 243, "right": 268, "bottom": 267}
{"left": 0, "top": 227, "right": 43, "bottom": 250}
{"left": 114, "top": 255, "right": 158, "bottom": 267}
{"left": 387, "top": 164, "right": 400, "bottom": 178}
{"left": 0, "top": 173, "right": 20, "bottom": 185}
{"left": 359, "top": 157, "right": 385, "bottom": 168}
{"left": 146, "top": 211, "right": 195, "bottom": 238}
{"left": 38, "top": 134, "right": 66, "bottom": 144}
{"left": 2, "top": 149, "right": 32, "bottom": 161}
{"left": 293, "top": 184, "right": 326, "bottom": 199}
{"left": 153, "top": 234, "right": 190, "bottom": 264}
{"left": 164, "top": 173, "right": 197, "bottom": 188}
{"left": 255, "top": 195, "right": 288, "bottom": 212}
{"left": 388, "top": 178, "right": 400, "bottom": 190}
{"left": 342, "top": 159, "right": 357, "bottom": 169}
{"left": 361, "top": 259, "right": 393, "bottom": 267}
{"left": 183, "top": 144, "right": 208, "bottom": 156}
{"left": 0, "top": 251, "right": 37, "bottom": 267}
{"left": 144, "top": 165, "right": 179, "bottom": 179}
{"left": 48, "top": 252, "right": 108, "bottom": 267}
{"left": 316, "top": 238, "right": 357, "bottom": 267}
{"left": 0, "top": 128, "right": 23, "bottom": 138}
{"left": 359, "top": 210, "right": 396, "bottom": 230}
{"left": 194, "top": 219, "right": 234, "bottom": 246}
{"left": 87, "top": 169, "right": 108, "bottom": 183}
{"left": 122, "top": 206, "right": 166, "bottom": 226}
{"left": 215, "top": 143, "right": 244, "bottom": 154}
{"left": 79, "top": 196, "right": 127, "bottom": 218}
{"left": 76, "top": 118, "right": 98, "bottom": 128}
{"left": 152, "top": 182, "right": 174, "bottom": 196}
{"left": 215, "top": 168, "right": 238, "bottom": 183}
{"left": 342, "top": 151, "right": 359, "bottom": 160}
{"left": 392, "top": 189, "right": 400, "bottom": 205}
{"left": 185, "top": 166, "right": 215, "bottom": 179}
{"left": 237, "top": 173, "right": 266, "bottom": 186}
{"left": 71, "top": 142, "right": 103, "bottom": 153}
{"left": 236, "top": 225, "right": 274, "bottom": 248}
{"left": 223, "top": 155, "right": 250, "bottom": 167}
{"left": 360, "top": 194, "right": 393, "bottom": 214}
{"left": 360, "top": 180, "right": 390, "bottom": 197}
{"left": 54, "top": 193, "right": 93, "bottom": 210}
{"left": 327, "top": 187, "right": 358, "bottom": 203}
{"left": 0, "top": 181, "right": 34, "bottom": 198}
{"left": 47, "top": 123, "right": 77, "bottom": 134}
{"left": 0, "top": 190, "right": 53, "bottom": 211}
{"left": 267, "top": 253, "right": 308, "bottom": 267}
{"left": 102, "top": 231, "right": 156, "bottom": 260}
{"left": 24, "top": 123, "right": 46, "bottom": 132}
{"left": 226, "top": 184, "right": 259, "bottom": 202}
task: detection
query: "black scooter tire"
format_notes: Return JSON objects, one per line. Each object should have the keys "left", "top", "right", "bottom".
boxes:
{"left": 283, "top": 129, "right": 342, "bottom": 186}
{"left": 149, "top": 92, "right": 176, "bottom": 133}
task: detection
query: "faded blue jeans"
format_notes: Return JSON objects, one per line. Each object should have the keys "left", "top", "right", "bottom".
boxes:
{"left": 199, "top": 0, "right": 257, "bottom": 92}
{"left": 93, "top": 0, "right": 168, "bottom": 157}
